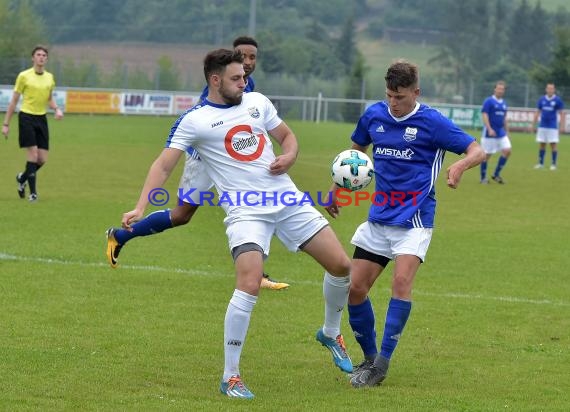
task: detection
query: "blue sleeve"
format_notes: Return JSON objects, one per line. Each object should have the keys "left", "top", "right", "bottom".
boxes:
{"left": 481, "top": 97, "right": 490, "bottom": 113}
{"left": 245, "top": 76, "right": 255, "bottom": 93}
{"left": 350, "top": 110, "right": 373, "bottom": 147}
{"left": 432, "top": 112, "right": 475, "bottom": 155}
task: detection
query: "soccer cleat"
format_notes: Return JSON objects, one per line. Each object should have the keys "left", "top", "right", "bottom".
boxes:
{"left": 348, "top": 358, "right": 374, "bottom": 378}
{"left": 16, "top": 173, "right": 26, "bottom": 199}
{"left": 316, "top": 328, "right": 353, "bottom": 373}
{"left": 550, "top": 165, "right": 557, "bottom": 171}
{"left": 480, "top": 178, "right": 489, "bottom": 184}
{"left": 260, "top": 273, "right": 290, "bottom": 290}
{"left": 219, "top": 375, "right": 254, "bottom": 399}
{"left": 350, "top": 355, "right": 389, "bottom": 388}
{"left": 491, "top": 175, "right": 505, "bottom": 184}
{"left": 106, "top": 228, "right": 123, "bottom": 268}
{"left": 534, "top": 164, "right": 544, "bottom": 169}
{"left": 28, "top": 193, "right": 38, "bottom": 202}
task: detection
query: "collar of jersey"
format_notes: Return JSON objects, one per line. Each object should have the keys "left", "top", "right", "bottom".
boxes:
{"left": 388, "top": 102, "right": 420, "bottom": 122}
{"left": 203, "top": 98, "right": 236, "bottom": 109}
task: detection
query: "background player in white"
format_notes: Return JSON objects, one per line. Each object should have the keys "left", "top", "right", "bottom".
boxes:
{"left": 120, "top": 49, "right": 353, "bottom": 398}
{"left": 480, "top": 80, "right": 510, "bottom": 184}
{"left": 325, "top": 60, "right": 485, "bottom": 388}
{"left": 531, "top": 83, "right": 565, "bottom": 170}
{"left": 105, "top": 36, "right": 289, "bottom": 290}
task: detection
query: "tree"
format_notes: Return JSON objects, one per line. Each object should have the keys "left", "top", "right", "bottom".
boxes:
{"left": 530, "top": 27, "right": 570, "bottom": 88}
{"left": 336, "top": 15, "right": 357, "bottom": 75}
{"left": 0, "top": 0, "right": 46, "bottom": 83}
{"left": 342, "top": 52, "right": 367, "bottom": 123}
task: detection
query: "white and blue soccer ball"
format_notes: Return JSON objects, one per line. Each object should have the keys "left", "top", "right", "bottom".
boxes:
{"left": 331, "top": 149, "right": 374, "bottom": 191}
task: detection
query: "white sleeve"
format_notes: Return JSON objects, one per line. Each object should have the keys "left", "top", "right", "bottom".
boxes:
{"left": 165, "top": 113, "right": 197, "bottom": 151}
{"left": 262, "top": 95, "right": 282, "bottom": 131}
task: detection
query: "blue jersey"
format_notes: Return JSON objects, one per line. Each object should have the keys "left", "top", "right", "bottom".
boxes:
{"left": 481, "top": 95, "right": 507, "bottom": 138}
{"left": 537, "top": 94, "right": 564, "bottom": 129}
{"left": 190, "top": 77, "right": 256, "bottom": 157}
{"left": 351, "top": 102, "right": 475, "bottom": 229}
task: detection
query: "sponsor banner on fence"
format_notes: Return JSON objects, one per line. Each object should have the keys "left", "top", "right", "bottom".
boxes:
{"left": 173, "top": 94, "right": 200, "bottom": 114}
{"left": 66, "top": 91, "right": 121, "bottom": 113}
{"left": 122, "top": 93, "right": 173, "bottom": 115}
{"left": 433, "top": 105, "right": 483, "bottom": 128}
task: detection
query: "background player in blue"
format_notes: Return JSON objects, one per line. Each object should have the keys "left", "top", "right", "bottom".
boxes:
{"left": 480, "top": 81, "right": 511, "bottom": 184}
{"left": 105, "top": 37, "right": 288, "bottom": 289}
{"left": 324, "top": 60, "right": 485, "bottom": 388}
{"left": 532, "top": 83, "right": 565, "bottom": 170}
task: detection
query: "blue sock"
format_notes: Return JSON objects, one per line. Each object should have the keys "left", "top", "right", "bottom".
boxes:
{"left": 480, "top": 161, "right": 487, "bottom": 180}
{"left": 493, "top": 156, "right": 508, "bottom": 177}
{"left": 348, "top": 298, "right": 377, "bottom": 359}
{"left": 538, "top": 149, "right": 545, "bottom": 165}
{"left": 380, "top": 298, "right": 412, "bottom": 360}
{"left": 552, "top": 151, "right": 558, "bottom": 166}
{"left": 114, "top": 209, "right": 172, "bottom": 245}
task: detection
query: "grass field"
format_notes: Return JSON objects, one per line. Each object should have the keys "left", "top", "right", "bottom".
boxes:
{"left": 1, "top": 115, "right": 569, "bottom": 411}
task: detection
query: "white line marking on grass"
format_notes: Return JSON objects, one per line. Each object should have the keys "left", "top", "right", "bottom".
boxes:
{"left": 2, "top": 252, "right": 568, "bottom": 307}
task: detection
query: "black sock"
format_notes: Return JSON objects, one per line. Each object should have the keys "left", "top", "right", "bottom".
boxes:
{"left": 25, "top": 162, "right": 39, "bottom": 194}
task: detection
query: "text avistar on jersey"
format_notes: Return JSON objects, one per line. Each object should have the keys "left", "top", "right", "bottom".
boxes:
{"left": 331, "top": 149, "right": 374, "bottom": 191}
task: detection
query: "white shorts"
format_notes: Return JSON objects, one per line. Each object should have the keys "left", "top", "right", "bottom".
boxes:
{"left": 351, "top": 221, "right": 433, "bottom": 262}
{"left": 536, "top": 128, "right": 559, "bottom": 143}
{"left": 178, "top": 153, "right": 214, "bottom": 204}
{"left": 224, "top": 204, "right": 329, "bottom": 256}
{"left": 481, "top": 136, "right": 512, "bottom": 154}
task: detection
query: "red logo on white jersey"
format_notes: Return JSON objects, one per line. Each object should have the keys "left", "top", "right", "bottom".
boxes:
{"left": 224, "top": 124, "right": 265, "bottom": 161}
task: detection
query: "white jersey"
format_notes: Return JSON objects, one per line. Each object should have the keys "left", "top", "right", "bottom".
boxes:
{"left": 166, "top": 92, "right": 301, "bottom": 214}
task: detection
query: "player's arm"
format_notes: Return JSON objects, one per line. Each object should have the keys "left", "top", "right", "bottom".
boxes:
{"left": 122, "top": 147, "right": 183, "bottom": 229}
{"left": 268, "top": 121, "right": 298, "bottom": 175}
{"left": 2, "top": 91, "right": 21, "bottom": 138}
{"left": 531, "top": 108, "right": 540, "bottom": 132}
{"left": 48, "top": 92, "right": 63, "bottom": 120}
{"left": 481, "top": 112, "right": 495, "bottom": 136}
{"left": 504, "top": 111, "right": 509, "bottom": 136}
{"left": 324, "top": 143, "right": 369, "bottom": 218}
{"left": 446, "top": 141, "right": 485, "bottom": 189}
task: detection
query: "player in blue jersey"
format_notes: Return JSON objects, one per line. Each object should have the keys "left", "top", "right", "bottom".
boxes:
{"left": 532, "top": 83, "right": 564, "bottom": 171}
{"left": 121, "top": 49, "right": 352, "bottom": 398}
{"left": 105, "top": 37, "right": 289, "bottom": 290}
{"left": 324, "top": 60, "right": 485, "bottom": 388}
{"left": 480, "top": 81, "right": 510, "bottom": 184}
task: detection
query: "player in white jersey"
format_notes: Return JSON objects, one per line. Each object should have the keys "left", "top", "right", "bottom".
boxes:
{"left": 120, "top": 49, "right": 353, "bottom": 398}
{"left": 105, "top": 36, "right": 289, "bottom": 290}
{"left": 324, "top": 60, "right": 484, "bottom": 388}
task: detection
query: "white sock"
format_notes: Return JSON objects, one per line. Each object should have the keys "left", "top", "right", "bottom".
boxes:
{"left": 322, "top": 271, "right": 350, "bottom": 338}
{"left": 223, "top": 289, "right": 257, "bottom": 382}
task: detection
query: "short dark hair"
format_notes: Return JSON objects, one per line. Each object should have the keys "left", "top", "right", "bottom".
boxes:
{"left": 233, "top": 36, "right": 258, "bottom": 49}
{"left": 385, "top": 60, "right": 418, "bottom": 91}
{"left": 203, "top": 49, "right": 244, "bottom": 83}
{"left": 32, "top": 45, "right": 48, "bottom": 56}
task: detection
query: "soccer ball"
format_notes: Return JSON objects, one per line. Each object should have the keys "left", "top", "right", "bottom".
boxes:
{"left": 331, "top": 149, "right": 374, "bottom": 191}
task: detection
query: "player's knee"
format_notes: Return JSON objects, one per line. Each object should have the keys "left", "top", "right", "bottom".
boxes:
{"left": 392, "top": 274, "right": 413, "bottom": 296}
{"left": 170, "top": 205, "right": 198, "bottom": 226}
{"left": 349, "top": 281, "right": 369, "bottom": 302}
{"left": 326, "top": 255, "right": 351, "bottom": 277}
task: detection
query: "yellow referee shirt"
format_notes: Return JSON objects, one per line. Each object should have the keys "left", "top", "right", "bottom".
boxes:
{"left": 14, "top": 68, "right": 56, "bottom": 115}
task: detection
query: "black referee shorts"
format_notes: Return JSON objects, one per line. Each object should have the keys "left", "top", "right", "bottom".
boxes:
{"left": 18, "top": 112, "right": 49, "bottom": 150}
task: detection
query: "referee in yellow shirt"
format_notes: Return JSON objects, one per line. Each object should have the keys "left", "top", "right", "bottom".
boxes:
{"left": 2, "top": 45, "right": 63, "bottom": 202}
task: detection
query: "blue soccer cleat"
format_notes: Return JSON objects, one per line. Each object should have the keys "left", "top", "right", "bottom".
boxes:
{"left": 316, "top": 328, "right": 353, "bottom": 373}
{"left": 220, "top": 375, "right": 254, "bottom": 399}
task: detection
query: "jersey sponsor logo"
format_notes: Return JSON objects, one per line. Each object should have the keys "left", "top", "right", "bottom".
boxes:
{"left": 375, "top": 147, "right": 414, "bottom": 160}
{"left": 376, "top": 125, "right": 385, "bottom": 133}
{"left": 248, "top": 106, "right": 260, "bottom": 118}
{"left": 227, "top": 339, "right": 242, "bottom": 346}
{"left": 403, "top": 127, "right": 417, "bottom": 142}
{"left": 211, "top": 120, "right": 223, "bottom": 128}
{"left": 224, "top": 124, "right": 265, "bottom": 161}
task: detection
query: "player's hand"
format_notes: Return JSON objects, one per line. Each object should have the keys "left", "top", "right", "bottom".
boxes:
{"left": 269, "top": 153, "right": 296, "bottom": 175}
{"left": 2, "top": 124, "right": 8, "bottom": 139}
{"left": 323, "top": 188, "right": 341, "bottom": 218}
{"left": 121, "top": 209, "right": 144, "bottom": 230}
{"left": 446, "top": 162, "right": 465, "bottom": 189}
{"left": 487, "top": 128, "right": 497, "bottom": 137}
{"left": 54, "top": 108, "right": 64, "bottom": 120}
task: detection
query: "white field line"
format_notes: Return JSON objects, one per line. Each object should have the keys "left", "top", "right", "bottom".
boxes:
{"left": 1, "top": 252, "right": 568, "bottom": 307}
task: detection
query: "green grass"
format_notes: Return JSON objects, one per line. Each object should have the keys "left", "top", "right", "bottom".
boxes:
{"left": 1, "top": 115, "right": 569, "bottom": 411}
